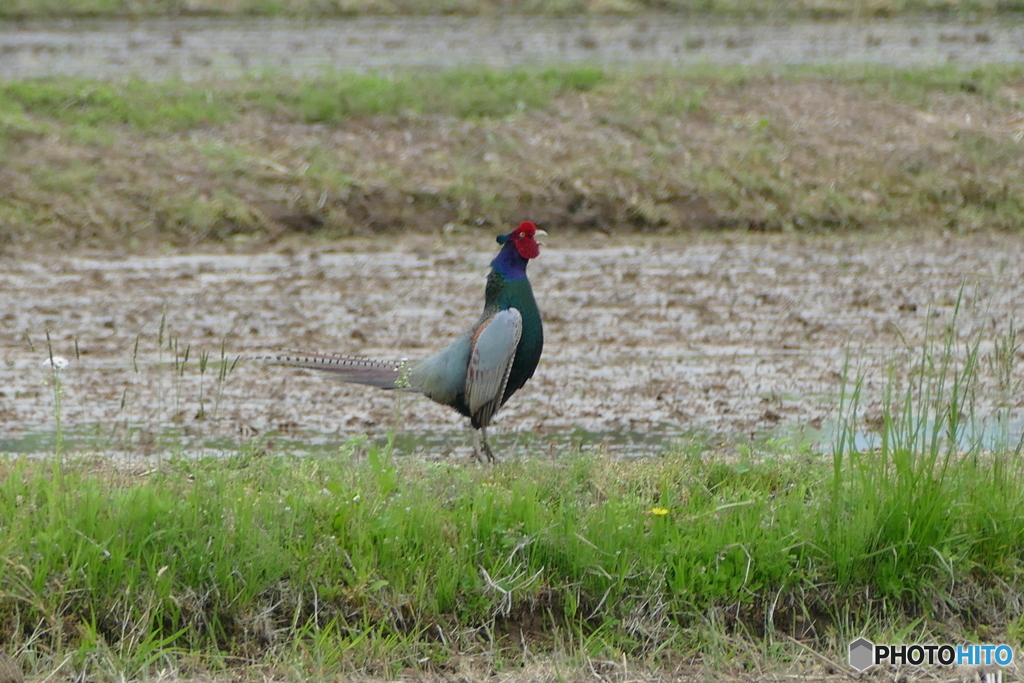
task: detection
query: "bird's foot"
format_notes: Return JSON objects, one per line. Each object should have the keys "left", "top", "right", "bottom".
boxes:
{"left": 473, "top": 429, "right": 498, "bottom": 465}
{"left": 479, "top": 440, "right": 497, "bottom": 464}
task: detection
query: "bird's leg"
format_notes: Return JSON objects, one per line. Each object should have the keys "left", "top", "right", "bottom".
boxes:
{"left": 481, "top": 426, "right": 497, "bottom": 463}
{"left": 472, "top": 430, "right": 486, "bottom": 464}
{"left": 473, "top": 427, "right": 497, "bottom": 464}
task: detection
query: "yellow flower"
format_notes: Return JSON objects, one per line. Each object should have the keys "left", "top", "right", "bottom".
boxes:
{"left": 649, "top": 507, "right": 669, "bottom": 516}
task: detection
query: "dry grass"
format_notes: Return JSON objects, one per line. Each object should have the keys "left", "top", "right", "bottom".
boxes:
{"left": 2, "top": 66, "right": 1024, "bottom": 253}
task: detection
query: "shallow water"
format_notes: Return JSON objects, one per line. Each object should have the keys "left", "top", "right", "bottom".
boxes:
{"left": 1, "top": 16, "right": 1023, "bottom": 81}
{"left": 0, "top": 422, "right": 693, "bottom": 460}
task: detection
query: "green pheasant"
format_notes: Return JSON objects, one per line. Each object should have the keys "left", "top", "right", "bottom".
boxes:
{"left": 254, "top": 221, "right": 546, "bottom": 462}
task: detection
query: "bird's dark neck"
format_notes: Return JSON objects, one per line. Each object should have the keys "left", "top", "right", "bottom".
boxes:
{"left": 483, "top": 241, "right": 543, "bottom": 407}
{"left": 490, "top": 241, "right": 529, "bottom": 281}
{"left": 483, "top": 244, "right": 538, "bottom": 318}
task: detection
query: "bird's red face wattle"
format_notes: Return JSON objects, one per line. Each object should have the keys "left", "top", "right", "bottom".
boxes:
{"left": 509, "top": 221, "right": 542, "bottom": 260}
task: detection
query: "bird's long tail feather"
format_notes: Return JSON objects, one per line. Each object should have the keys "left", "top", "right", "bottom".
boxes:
{"left": 245, "top": 352, "right": 415, "bottom": 391}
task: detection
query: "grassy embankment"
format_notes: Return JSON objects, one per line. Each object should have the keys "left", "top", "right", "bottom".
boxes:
{"left": 4, "top": 0, "right": 1024, "bottom": 19}
{"left": 1, "top": 64, "right": 1024, "bottom": 251}
{"left": 1, "top": 305, "right": 1023, "bottom": 681}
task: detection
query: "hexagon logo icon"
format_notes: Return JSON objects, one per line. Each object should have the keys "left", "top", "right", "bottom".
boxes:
{"left": 849, "top": 638, "right": 875, "bottom": 671}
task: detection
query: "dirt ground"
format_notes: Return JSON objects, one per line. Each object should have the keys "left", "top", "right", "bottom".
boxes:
{"left": 137, "top": 660, "right": 1023, "bottom": 683}
{"left": 1, "top": 230, "right": 1022, "bottom": 459}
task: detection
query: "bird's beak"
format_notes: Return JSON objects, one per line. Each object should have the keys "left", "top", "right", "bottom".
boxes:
{"left": 535, "top": 229, "right": 548, "bottom": 246}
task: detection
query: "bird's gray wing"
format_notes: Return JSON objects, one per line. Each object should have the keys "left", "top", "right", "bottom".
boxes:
{"left": 465, "top": 308, "right": 522, "bottom": 427}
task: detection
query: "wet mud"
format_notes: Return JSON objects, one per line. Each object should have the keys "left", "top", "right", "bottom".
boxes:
{"left": 1, "top": 16, "right": 1023, "bottom": 81}
{"left": 1, "top": 232, "right": 1022, "bottom": 458}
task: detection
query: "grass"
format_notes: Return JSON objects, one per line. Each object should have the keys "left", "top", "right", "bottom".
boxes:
{"left": 3, "top": 312, "right": 1024, "bottom": 681}
{"left": 0, "top": 80, "right": 234, "bottom": 132}
{"left": 3, "top": 0, "right": 1024, "bottom": 19}
{"left": 831, "top": 297, "right": 1024, "bottom": 608}
{"left": 2, "top": 63, "right": 1024, "bottom": 250}
{"left": 276, "top": 68, "right": 606, "bottom": 122}
{"left": 0, "top": 68, "right": 604, "bottom": 132}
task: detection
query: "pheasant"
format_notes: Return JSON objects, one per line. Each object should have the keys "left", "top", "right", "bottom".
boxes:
{"left": 253, "top": 221, "right": 546, "bottom": 463}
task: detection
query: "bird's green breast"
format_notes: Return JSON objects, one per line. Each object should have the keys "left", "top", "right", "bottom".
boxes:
{"left": 488, "top": 276, "right": 543, "bottom": 404}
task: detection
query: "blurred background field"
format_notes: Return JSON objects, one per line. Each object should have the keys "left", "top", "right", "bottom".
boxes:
{"left": 4, "top": 0, "right": 1024, "bottom": 19}
{"left": 1, "top": 64, "right": 1023, "bottom": 252}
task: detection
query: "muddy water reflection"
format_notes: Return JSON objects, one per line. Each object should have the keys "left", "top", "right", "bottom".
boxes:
{"left": 0, "top": 423, "right": 692, "bottom": 460}
{"left": 1, "top": 234, "right": 1022, "bottom": 459}
{"left": 1, "top": 16, "right": 1023, "bottom": 81}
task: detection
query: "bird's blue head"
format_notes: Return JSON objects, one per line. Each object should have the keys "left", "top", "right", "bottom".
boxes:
{"left": 492, "top": 221, "right": 546, "bottom": 279}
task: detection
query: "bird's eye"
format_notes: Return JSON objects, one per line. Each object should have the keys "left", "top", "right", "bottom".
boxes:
{"left": 519, "top": 232, "right": 525, "bottom": 238}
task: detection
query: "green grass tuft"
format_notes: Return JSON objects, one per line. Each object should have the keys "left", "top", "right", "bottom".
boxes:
{"left": 829, "top": 295, "right": 1024, "bottom": 608}
{"left": 0, "top": 68, "right": 605, "bottom": 132}
{"left": 273, "top": 67, "right": 605, "bottom": 122}
{"left": 1, "top": 79, "right": 235, "bottom": 132}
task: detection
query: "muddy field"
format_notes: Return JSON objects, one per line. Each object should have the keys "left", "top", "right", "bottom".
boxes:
{"left": 2, "top": 16, "right": 1024, "bottom": 82}
{"left": 1, "top": 231, "right": 1022, "bottom": 459}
